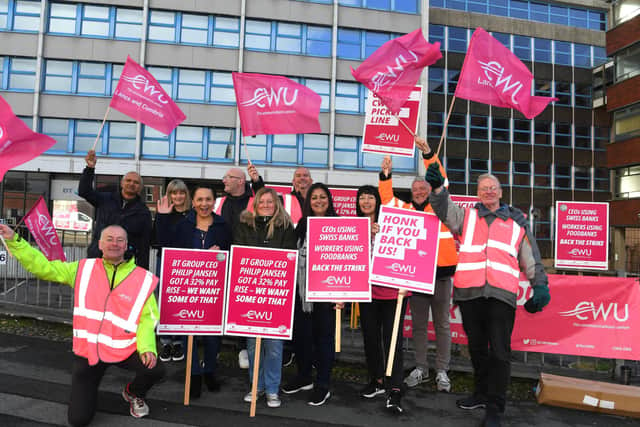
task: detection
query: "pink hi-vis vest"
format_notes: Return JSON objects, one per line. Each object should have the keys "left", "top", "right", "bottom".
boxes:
{"left": 453, "top": 208, "right": 525, "bottom": 295}
{"left": 72, "top": 259, "right": 157, "bottom": 365}
{"left": 214, "top": 196, "right": 255, "bottom": 216}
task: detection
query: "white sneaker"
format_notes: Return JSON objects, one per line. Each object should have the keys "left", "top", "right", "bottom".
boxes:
{"left": 243, "top": 390, "right": 265, "bottom": 402}
{"left": 436, "top": 370, "right": 451, "bottom": 392}
{"left": 404, "top": 367, "right": 428, "bottom": 388}
{"left": 266, "top": 393, "right": 281, "bottom": 408}
{"left": 238, "top": 349, "right": 249, "bottom": 369}
{"left": 122, "top": 384, "right": 149, "bottom": 418}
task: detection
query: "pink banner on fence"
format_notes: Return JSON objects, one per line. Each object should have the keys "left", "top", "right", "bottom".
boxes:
{"left": 225, "top": 246, "right": 297, "bottom": 339}
{"left": 306, "top": 217, "right": 371, "bottom": 302}
{"left": 362, "top": 86, "right": 422, "bottom": 157}
{"left": 157, "top": 248, "right": 227, "bottom": 335}
{"left": 403, "top": 274, "right": 640, "bottom": 360}
{"left": 555, "top": 201, "right": 609, "bottom": 271}
{"left": 370, "top": 206, "right": 440, "bottom": 294}
{"left": 110, "top": 56, "right": 186, "bottom": 135}
{"left": 23, "top": 196, "right": 66, "bottom": 261}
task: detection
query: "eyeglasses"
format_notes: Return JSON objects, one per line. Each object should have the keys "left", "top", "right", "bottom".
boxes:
{"left": 223, "top": 175, "right": 242, "bottom": 180}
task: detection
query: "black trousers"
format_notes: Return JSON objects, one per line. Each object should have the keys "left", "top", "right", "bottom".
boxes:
{"left": 458, "top": 297, "right": 516, "bottom": 413}
{"left": 68, "top": 353, "right": 165, "bottom": 427}
{"left": 292, "top": 298, "right": 335, "bottom": 389}
{"left": 359, "top": 298, "right": 407, "bottom": 390}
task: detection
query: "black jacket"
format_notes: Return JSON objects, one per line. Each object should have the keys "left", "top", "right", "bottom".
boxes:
{"left": 233, "top": 213, "right": 297, "bottom": 250}
{"left": 78, "top": 167, "right": 152, "bottom": 268}
{"left": 156, "top": 210, "right": 232, "bottom": 251}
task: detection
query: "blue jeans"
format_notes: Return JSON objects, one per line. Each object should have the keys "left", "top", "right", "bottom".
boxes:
{"left": 247, "top": 337, "right": 283, "bottom": 394}
{"left": 187, "top": 336, "right": 221, "bottom": 375}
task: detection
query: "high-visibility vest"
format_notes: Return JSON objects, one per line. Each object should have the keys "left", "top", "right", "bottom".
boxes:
{"left": 453, "top": 208, "right": 525, "bottom": 295}
{"left": 381, "top": 196, "right": 458, "bottom": 267}
{"left": 72, "top": 259, "right": 157, "bottom": 365}
{"left": 214, "top": 196, "right": 254, "bottom": 216}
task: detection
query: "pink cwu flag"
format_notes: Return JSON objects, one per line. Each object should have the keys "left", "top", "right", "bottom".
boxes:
{"left": 351, "top": 29, "right": 442, "bottom": 115}
{"left": 0, "top": 95, "right": 57, "bottom": 181}
{"left": 23, "top": 196, "right": 66, "bottom": 261}
{"left": 454, "top": 27, "right": 558, "bottom": 119}
{"left": 232, "top": 72, "right": 322, "bottom": 136}
{"left": 110, "top": 56, "right": 186, "bottom": 135}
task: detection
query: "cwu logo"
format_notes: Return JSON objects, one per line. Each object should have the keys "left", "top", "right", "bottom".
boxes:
{"left": 559, "top": 302, "right": 629, "bottom": 322}
{"left": 568, "top": 248, "right": 591, "bottom": 257}
{"left": 476, "top": 60, "right": 523, "bottom": 104}
{"left": 322, "top": 276, "right": 351, "bottom": 286}
{"left": 371, "top": 51, "right": 420, "bottom": 91}
{"left": 121, "top": 74, "right": 169, "bottom": 104}
{"left": 375, "top": 133, "right": 400, "bottom": 142}
{"left": 241, "top": 87, "right": 298, "bottom": 108}
{"left": 37, "top": 213, "right": 59, "bottom": 245}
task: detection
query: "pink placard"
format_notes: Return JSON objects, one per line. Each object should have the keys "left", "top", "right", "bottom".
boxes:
{"left": 225, "top": 246, "right": 298, "bottom": 339}
{"left": 362, "top": 87, "right": 422, "bottom": 157}
{"left": 555, "top": 201, "right": 609, "bottom": 270}
{"left": 370, "top": 206, "right": 440, "bottom": 294}
{"left": 306, "top": 217, "right": 371, "bottom": 302}
{"left": 157, "top": 248, "right": 228, "bottom": 335}
{"left": 450, "top": 194, "right": 479, "bottom": 208}
{"left": 329, "top": 187, "right": 357, "bottom": 217}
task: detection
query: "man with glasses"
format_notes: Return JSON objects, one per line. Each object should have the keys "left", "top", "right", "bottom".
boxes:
{"left": 426, "top": 167, "right": 550, "bottom": 427}
{"left": 214, "top": 164, "right": 264, "bottom": 369}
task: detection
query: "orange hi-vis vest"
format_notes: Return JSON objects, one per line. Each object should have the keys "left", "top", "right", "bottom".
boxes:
{"left": 214, "top": 196, "right": 255, "bottom": 217}
{"left": 72, "top": 259, "right": 157, "bottom": 366}
{"left": 379, "top": 180, "right": 458, "bottom": 267}
{"left": 453, "top": 208, "right": 525, "bottom": 295}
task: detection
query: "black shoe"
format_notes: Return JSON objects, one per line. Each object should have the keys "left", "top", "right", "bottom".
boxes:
{"left": 308, "top": 387, "right": 330, "bottom": 406}
{"left": 158, "top": 344, "right": 172, "bottom": 362}
{"left": 456, "top": 394, "right": 487, "bottom": 410}
{"left": 190, "top": 374, "right": 202, "bottom": 399}
{"left": 282, "top": 378, "right": 313, "bottom": 394}
{"left": 203, "top": 373, "right": 220, "bottom": 392}
{"left": 385, "top": 389, "right": 403, "bottom": 414}
{"left": 360, "top": 380, "right": 385, "bottom": 398}
{"left": 282, "top": 351, "right": 295, "bottom": 368}
{"left": 171, "top": 343, "right": 184, "bottom": 362}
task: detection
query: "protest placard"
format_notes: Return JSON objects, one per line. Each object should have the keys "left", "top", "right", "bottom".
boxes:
{"left": 370, "top": 206, "right": 440, "bottom": 294}
{"left": 555, "top": 201, "right": 609, "bottom": 270}
{"left": 306, "top": 217, "right": 371, "bottom": 302}
{"left": 224, "top": 246, "right": 297, "bottom": 339}
{"left": 157, "top": 248, "right": 228, "bottom": 335}
{"left": 362, "top": 86, "right": 422, "bottom": 157}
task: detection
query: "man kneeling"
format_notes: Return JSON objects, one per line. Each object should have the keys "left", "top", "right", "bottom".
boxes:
{"left": 0, "top": 224, "right": 164, "bottom": 426}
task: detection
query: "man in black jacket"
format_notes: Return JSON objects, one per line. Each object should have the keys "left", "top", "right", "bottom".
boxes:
{"left": 79, "top": 150, "right": 152, "bottom": 269}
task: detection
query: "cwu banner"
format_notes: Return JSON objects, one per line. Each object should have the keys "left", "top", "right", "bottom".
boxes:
{"left": 110, "top": 56, "right": 186, "bottom": 135}
{"left": 23, "top": 196, "right": 66, "bottom": 261}
{"left": 404, "top": 274, "right": 640, "bottom": 360}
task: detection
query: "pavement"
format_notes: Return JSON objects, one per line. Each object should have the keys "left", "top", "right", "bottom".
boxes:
{"left": 0, "top": 332, "right": 639, "bottom": 427}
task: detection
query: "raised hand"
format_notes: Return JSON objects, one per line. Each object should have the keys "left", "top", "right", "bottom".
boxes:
{"left": 85, "top": 150, "right": 97, "bottom": 168}
{"left": 156, "top": 195, "right": 174, "bottom": 214}
{"left": 247, "top": 163, "right": 260, "bottom": 182}
{"left": 381, "top": 155, "right": 392, "bottom": 178}
{"left": 414, "top": 136, "right": 431, "bottom": 155}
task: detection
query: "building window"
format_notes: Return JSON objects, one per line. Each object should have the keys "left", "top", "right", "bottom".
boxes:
{"left": 148, "top": 10, "right": 176, "bottom": 42}
{"left": 337, "top": 28, "right": 361, "bottom": 59}
{"left": 446, "top": 69, "right": 459, "bottom": 94}
{"left": 8, "top": 57, "right": 36, "bottom": 91}
{"left": 534, "top": 120, "right": 551, "bottom": 146}
{"left": 575, "top": 125, "right": 591, "bottom": 149}
{"left": 574, "top": 43, "right": 591, "bottom": 68}
{"left": 513, "top": 35, "right": 531, "bottom": 61}
{"left": 180, "top": 13, "right": 209, "bottom": 45}
{"left": 555, "top": 165, "right": 571, "bottom": 189}
{"left": 534, "top": 38, "right": 552, "bottom": 63}
{"left": 429, "top": 24, "right": 444, "bottom": 46}
{"left": 74, "top": 120, "right": 100, "bottom": 153}
{"left": 447, "top": 26, "right": 468, "bottom": 53}
{"left": 470, "top": 159, "right": 488, "bottom": 183}
{"left": 554, "top": 81, "right": 572, "bottom": 106}
{"left": 364, "top": 31, "right": 390, "bottom": 58}
{"left": 13, "top": 0, "right": 40, "bottom": 32}
{"left": 175, "top": 126, "right": 204, "bottom": 159}
{"left": 429, "top": 67, "right": 445, "bottom": 94}
{"left": 469, "top": 115, "right": 487, "bottom": 141}
{"left": 207, "top": 127, "right": 235, "bottom": 161}
{"left": 615, "top": 44, "right": 640, "bottom": 82}
{"left": 491, "top": 160, "right": 509, "bottom": 185}
{"left": 42, "top": 118, "right": 70, "bottom": 152}
{"left": 210, "top": 71, "right": 235, "bottom": 104}
{"left": 575, "top": 82, "right": 591, "bottom": 109}
{"left": 334, "top": 135, "right": 359, "bottom": 168}
{"left": 615, "top": 166, "right": 640, "bottom": 198}
{"left": 534, "top": 163, "right": 551, "bottom": 188}
{"left": 305, "top": 79, "right": 330, "bottom": 111}
{"left": 492, "top": 117, "right": 510, "bottom": 143}
{"left": 177, "top": 69, "right": 206, "bottom": 102}
{"left": 78, "top": 62, "right": 107, "bottom": 95}
{"left": 81, "top": 5, "right": 110, "bottom": 37}
{"left": 335, "top": 81, "right": 362, "bottom": 114}
{"left": 115, "top": 8, "right": 142, "bottom": 39}
{"left": 142, "top": 126, "right": 170, "bottom": 157}
{"left": 446, "top": 157, "right": 466, "bottom": 185}
{"left": 513, "top": 161, "right": 531, "bottom": 186}
{"left": 555, "top": 122, "right": 572, "bottom": 147}
{"left": 106, "top": 122, "right": 136, "bottom": 156}
{"left": 574, "top": 166, "right": 590, "bottom": 190}
{"left": 43, "top": 60, "right": 73, "bottom": 92}
{"left": 276, "top": 22, "right": 302, "bottom": 53}
{"left": 306, "top": 25, "right": 331, "bottom": 57}
{"left": 448, "top": 113, "right": 466, "bottom": 141}
{"left": 213, "top": 16, "right": 240, "bottom": 48}
{"left": 48, "top": 2, "right": 77, "bottom": 34}
{"left": 245, "top": 19, "right": 272, "bottom": 50}
{"left": 241, "top": 134, "right": 267, "bottom": 163}
{"left": 513, "top": 119, "right": 531, "bottom": 144}
{"left": 554, "top": 40, "right": 571, "bottom": 66}
{"left": 613, "top": 105, "right": 640, "bottom": 142}
{"left": 302, "top": 134, "right": 328, "bottom": 166}
{"left": 272, "top": 134, "right": 298, "bottom": 164}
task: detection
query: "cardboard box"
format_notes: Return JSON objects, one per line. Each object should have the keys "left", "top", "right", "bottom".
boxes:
{"left": 536, "top": 372, "right": 640, "bottom": 419}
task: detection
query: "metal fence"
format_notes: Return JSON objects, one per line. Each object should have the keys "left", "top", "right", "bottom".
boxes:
{"left": 1, "top": 231, "right": 638, "bottom": 384}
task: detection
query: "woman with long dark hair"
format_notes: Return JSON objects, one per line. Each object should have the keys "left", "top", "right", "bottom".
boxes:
{"left": 281, "top": 183, "right": 340, "bottom": 406}
{"left": 355, "top": 185, "right": 407, "bottom": 413}
{"left": 234, "top": 187, "right": 297, "bottom": 408}
{"left": 156, "top": 186, "right": 231, "bottom": 399}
